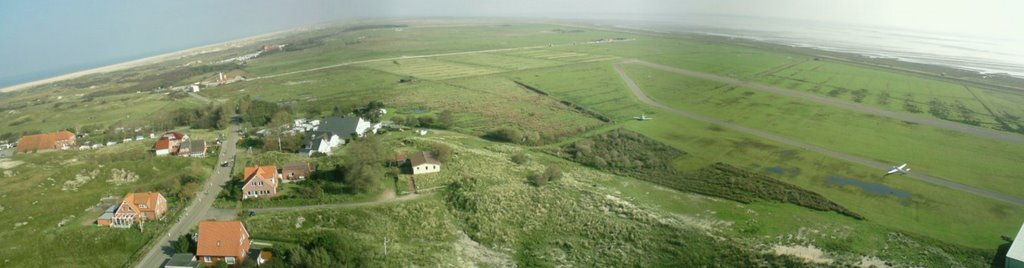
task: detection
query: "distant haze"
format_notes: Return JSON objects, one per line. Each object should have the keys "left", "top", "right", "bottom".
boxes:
{"left": 2, "top": 0, "right": 1021, "bottom": 87}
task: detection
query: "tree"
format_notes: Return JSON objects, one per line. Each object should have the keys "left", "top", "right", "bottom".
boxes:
{"left": 173, "top": 233, "right": 193, "bottom": 254}
{"left": 485, "top": 127, "right": 523, "bottom": 143}
{"left": 431, "top": 143, "right": 452, "bottom": 163}
{"left": 437, "top": 110, "right": 455, "bottom": 129}
{"left": 238, "top": 95, "right": 252, "bottom": 115}
{"left": 417, "top": 115, "right": 435, "bottom": 128}
{"left": 269, "top": 109, "right": 292, "bottom": 128}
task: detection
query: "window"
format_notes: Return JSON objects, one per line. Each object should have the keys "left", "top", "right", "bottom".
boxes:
{"left": 204, "top": 256, "right": 212, "bottom": 263}
{"left": 225, "top": 257, "right": 236, "bottom": 264}
{"left": 139, "top": 204, "right": 147, "bottom": 208}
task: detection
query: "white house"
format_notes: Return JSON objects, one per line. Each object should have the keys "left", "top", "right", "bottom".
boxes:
{"left": 409, "top": 151, "right": 441, "bottom": 175}
{"left": 299, "top": 116, "right": 373, "bottom": 156}
{"left": 1008, "top": 222, "right": 1024, "bottom": 268}
{"left": 189, "top": 84, "right": 200, "bottom": 93}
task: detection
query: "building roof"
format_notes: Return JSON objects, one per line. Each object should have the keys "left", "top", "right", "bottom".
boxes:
{"left": 154, "top": 139, "right": 171, "bottom": 150}
{"left": 165, "top": 253, "right": 197, "bottom": 267}
{"left": 197, "top": 221, "right": 249, "bottom": 257}
{"left": 282, "top": 162, "right": 311, "bottom": 173}
{"left": 16, "top": 130, "right": 75, "bottom": 153}
{"left": 409, "top": 151, "right": 440, "bottom": 166}
{"left": 182, "top": 140, "right": 206, "bottom": 153}
{"left": 122, "top": 192, "right": 164, "bottom": 213}
{"left": 318, "top": 116, "right": 366, "bottom": 140}
{"left": 163, "top": 131, "right": 185, "bottom": 140}
{"left": 243, "top": 165, "right": 278, "bottom": 184}
{"left": 1008, "top": 221, "right": 1024, "bottom": 262}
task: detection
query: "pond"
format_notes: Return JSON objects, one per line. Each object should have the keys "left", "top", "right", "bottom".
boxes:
{"left": 826, "top": 175, "right": 911, "bottom": 199}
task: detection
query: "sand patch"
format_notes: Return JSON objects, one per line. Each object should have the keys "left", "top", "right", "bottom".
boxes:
{"left": 772, "top": 244, "right": 833, "bottom": 264}
{"left": 856, "top": 256, "right": 890, "bottom": 268}
{"left": 0, "top": 159, "right": 23, "bottom": 169}
{"left": 453, "top": 231, "right": 514, "bottom": 267}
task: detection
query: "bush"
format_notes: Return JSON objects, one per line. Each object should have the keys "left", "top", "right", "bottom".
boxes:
{"left": 543, "top": 164, "right": 562, "bottom": 181}
{"left": 511, "top": 152, "right": 528, "bottom": 164}
{"left": 528, "top": 172, "right": 547, "bottom": 187}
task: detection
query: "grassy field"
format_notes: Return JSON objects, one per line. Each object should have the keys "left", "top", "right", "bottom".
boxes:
{"left": 0, "top": 132, "right": 216, "bottom": 267}
{"left": 2, "top": 19, "right": 1023, "bottom": 266}
{"left": 622, "top": 64, "right": 1024, "bottom": 197}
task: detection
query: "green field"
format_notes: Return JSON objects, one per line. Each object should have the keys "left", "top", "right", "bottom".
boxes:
{"left": 0, "top": 132, "right": 217, "bottom": 267}
{"left": 2, "top": 20, "right": 1023, "bottom": 266}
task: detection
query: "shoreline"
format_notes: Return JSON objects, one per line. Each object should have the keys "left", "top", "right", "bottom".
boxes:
{"left": 0, "top": 27, "right": 309, "bottom": 93}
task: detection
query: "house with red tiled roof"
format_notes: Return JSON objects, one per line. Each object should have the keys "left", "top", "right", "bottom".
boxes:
{"left": 196, "top": 221, "right": 250, "bottom": 266}
{"left": 153, "top": 131, "right": 190, "bottom": 156}
{"left": 16, "top": 130, "right": 76, "bottom": 153}
{"left": 98, "top": 192, "right": 167, "bottom": 228}
{"left": 241, "top": 165, "right": 279, "bottom": 200}
{"left": 281, "top": 162, "right": 313, "bottom": 182}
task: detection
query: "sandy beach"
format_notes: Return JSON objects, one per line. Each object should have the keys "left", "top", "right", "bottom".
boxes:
{"left": 0, "top": 27, "right": 307, "bottom": 93}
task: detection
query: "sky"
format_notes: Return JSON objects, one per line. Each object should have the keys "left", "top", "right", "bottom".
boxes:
{"left": 1, "top": 0, "right": 1021, "bottom": 87}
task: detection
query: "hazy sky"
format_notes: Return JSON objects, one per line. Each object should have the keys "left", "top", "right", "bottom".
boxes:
{"left": 1, "top": 0, "right": 1020, "bottom": 87}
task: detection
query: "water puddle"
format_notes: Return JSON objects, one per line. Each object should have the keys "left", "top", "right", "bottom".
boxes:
{"left": 826, "top": 176, "right": 911, "bottom": 199}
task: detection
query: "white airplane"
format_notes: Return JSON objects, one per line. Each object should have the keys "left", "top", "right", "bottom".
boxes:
{"left": 886, "top": 163, "right": 910, "bottom": 175}
{"left": 634, "top": 113, "right": 652, "bottom": 121}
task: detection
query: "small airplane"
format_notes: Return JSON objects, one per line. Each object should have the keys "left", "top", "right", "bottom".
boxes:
{"left": 634, "top": 113, "right": 652, "bottom": 121}
{"left": 885, "top": 163, "right": 910, "bottom": 175}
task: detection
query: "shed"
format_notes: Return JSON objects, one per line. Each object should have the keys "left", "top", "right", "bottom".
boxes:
{"left": 164, "top": 253, "right": 198, "bottom": 268}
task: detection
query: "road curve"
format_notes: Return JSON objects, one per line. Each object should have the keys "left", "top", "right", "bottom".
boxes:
{"left": 134, "top": 124, "right": 240, "bottom": 268}
{"left": 612, "top": 61, "right": 1024, "bottom": 206}
{"left": 621, "top": 60, "right": 1024, "bottom": 145}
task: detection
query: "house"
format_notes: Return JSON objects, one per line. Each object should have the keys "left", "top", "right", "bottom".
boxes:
{"left": 122, "top": 138, "right": 133, "bottom": 143}
{"left": 1008, "top": 222, "right": 1024, "bottom": 268}
{"left": 135, "top": 135, "right": 145, "bottom": 141}
{"left": 78, "top": 145, "right": 91, "bottom": 150}
{"left": 154, "top": 131, "right": 189, "bottom": 156}
{"left": 417, "top": 129, "right": 428, "bottom": 136}
{"left": 197, "top": 221, "right": 250, "bottom": 266}
{"left": 100, "top": 192, "right": 168, "bottom": 228}
{"left": 299, "top": 116, "right": 376, "bottom": 156}
{"left": 154, "top": 139, "right": 173, "bottom": 156}
{"left": 164, "top": 253, "right": 198, "bottom": 268}
{"left": 241, "top": 166, "right": 279, "bottom": 200}
{"left": 16, "top": 130, "right": 76, "bottom": 153}
{"left": 409, "top": 151, "right": 441, "bottom": 175}
{"left": 190, "top": 84, "right": 200, "bottom": 93}
{"left": 106, "top": 141, "right": 118, "bottom": 146}
{"left": 281, "top": 162, "right": 313, "bottom": 182}
{"left": 179, "top": 140, "right": 208, "bottom": 157}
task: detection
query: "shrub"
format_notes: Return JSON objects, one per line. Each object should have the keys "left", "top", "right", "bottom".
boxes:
{"left": 431, "top": 144, "right": 452, "bottom": 163}
{"left": 511, "top": 152, "right": 528, "bottom": 164}
{"left": 528, "top": 172, "right": 547, "bottom": 187}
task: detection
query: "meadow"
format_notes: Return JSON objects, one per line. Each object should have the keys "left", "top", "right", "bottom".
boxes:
{"left": 1, "top": 19, "right": 1023, "bottom": 266}
{"left": 0, "top": 133, "right": 216, "bottom": 267}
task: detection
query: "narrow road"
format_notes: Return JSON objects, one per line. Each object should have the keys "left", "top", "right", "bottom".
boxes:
{"left": 251, "top": 39, "right": 633, "bottom": 81}
{"left": 188, "top": 92, "right": 211, "bottom": 103}
{"left": 134, "top": 124, "right": 240, "bottom": 268}
{"left": 621, "top": 60, "right": 1024, "bottom": 144}
{"left": 613, "top": 62, "right": 1024, "bottom": 206}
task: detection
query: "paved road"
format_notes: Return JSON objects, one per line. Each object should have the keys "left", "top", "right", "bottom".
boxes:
{"left": 134, "top": 125, "right": 240, "bottom": 268}
{"left": 621, "top": 60, "right": 1024, "bottom": 145}
{"left": 613, "top": 62, "right": 1024, "bottom": 206}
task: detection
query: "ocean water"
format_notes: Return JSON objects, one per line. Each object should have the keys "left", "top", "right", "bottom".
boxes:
{"left": 606, "top": 15, "right": 1024, "bottom": 78}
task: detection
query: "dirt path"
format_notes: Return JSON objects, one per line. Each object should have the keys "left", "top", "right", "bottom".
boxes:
{"left": 621, "top": 60, "right": 1024, "bottom": 144}
{"left": 248, "top": 193, "right": 430, "bottom": 213}
{"left": 251, "top": 39, "right": 633, "bottom": 81}
{"left": 613, "top": 61, "right": 1024, "bottom": 206}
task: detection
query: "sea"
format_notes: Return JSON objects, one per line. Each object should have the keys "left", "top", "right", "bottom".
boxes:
{"left": 597, "top": 14, "right": 1024, "bottom": 78}
{"left": 4, "top": 15, "right": 1022, "bottom": 89}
